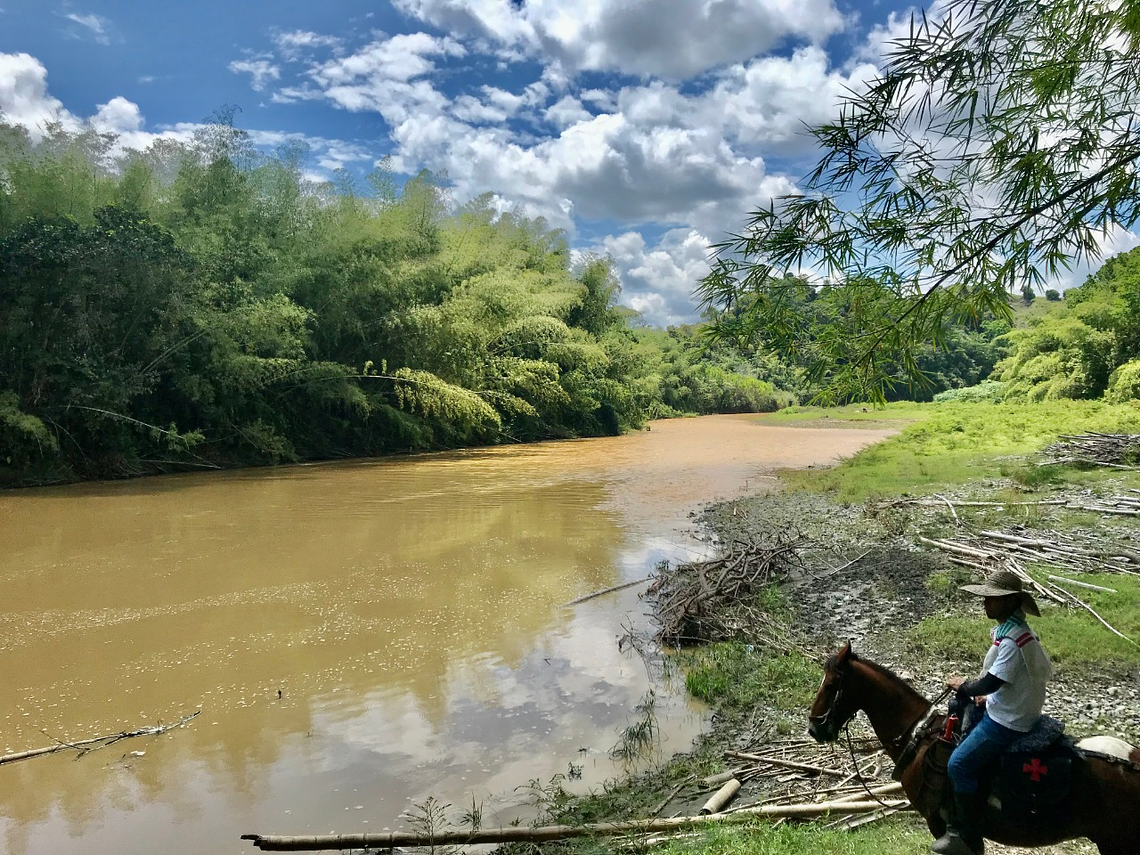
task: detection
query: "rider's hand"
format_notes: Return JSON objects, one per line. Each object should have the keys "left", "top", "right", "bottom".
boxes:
{"left": 946, "top": 676, "right": 966, "bottom": 691}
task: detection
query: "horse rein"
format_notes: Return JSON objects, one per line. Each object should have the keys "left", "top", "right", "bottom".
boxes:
{"left": 817, "top": 667, "right": 953, "bottom": 807}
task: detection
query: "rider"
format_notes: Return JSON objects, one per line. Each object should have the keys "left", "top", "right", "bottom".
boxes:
{"left": 932, "top": 568, "right": 1053, "bottom": 855}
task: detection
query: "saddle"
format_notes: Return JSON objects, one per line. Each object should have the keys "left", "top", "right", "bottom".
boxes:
{"left": 968, "top": 712, "right": 1074, "bottom": 821}
{"left": 918, "top": 714, "right": 1075, "bottom": 829}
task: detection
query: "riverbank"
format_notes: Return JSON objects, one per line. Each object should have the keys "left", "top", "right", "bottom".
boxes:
{"left": 523, "top": 400, "right": 1140, "bottom": 855}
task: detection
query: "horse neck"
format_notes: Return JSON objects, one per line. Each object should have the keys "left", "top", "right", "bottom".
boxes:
{"left": 851, "top": 660, "right": 930, "bottom": 760}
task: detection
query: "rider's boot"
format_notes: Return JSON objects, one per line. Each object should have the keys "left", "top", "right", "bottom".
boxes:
{"left": 930, "top": 790, "right": 984, "bottom": 855}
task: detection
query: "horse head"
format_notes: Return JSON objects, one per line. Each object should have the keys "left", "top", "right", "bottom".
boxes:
{"left": 808, "top": 640, "right": 860, "bottom": 743}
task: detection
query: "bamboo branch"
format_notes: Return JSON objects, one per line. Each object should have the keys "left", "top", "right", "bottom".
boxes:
{"left": 725, "top": 751, "right": 849, "bottom": 778}
{"left": 0, "top": 711, "right": 200, "bottom": 766}
{"left": 241, "top": 800, "right": 913, "bottom": 851}
{"left": 1048, "top": 585, "right": 1139, "bottom": 646}
{"left": 563, "top": 577, "right": 653, "bottom": 607}
{"left": 1046, "top": 574, "right": 1116, "bottom": 593}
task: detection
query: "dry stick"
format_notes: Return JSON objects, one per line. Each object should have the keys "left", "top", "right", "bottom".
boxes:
{"left": 1068, "top": 505, "right": 1140, "bottom": 515}
{"left": 562, "top": 577, "right": 653, "bottom": 607}
{"left": 1047, "top": 574, "right": 1117, "bottom": 594}
{"left": 0, "top": 711, "right": 201, "bottom": 766}
{"left": 1049, "top": 584, "right": 1139, "bottom": 646}
{"left": 918, "top": 537, "right": 992, "bottom": 561}
{"left": 240, "top": 801, "right": 913, "bottom": 851}
{"left": 931, "top": 494, "right": 961, "bottom": 526}
{"left": 725, "top": 751, "right": 849, "bottom": 778}
{"left": 652, "top": 778, "right": 693, "bottom": 818}
{"left": 904, "top": 499, "right": 1067, "bottom": 508}
{"left": 829, "top": 782, "right": 904, "bottom": 803}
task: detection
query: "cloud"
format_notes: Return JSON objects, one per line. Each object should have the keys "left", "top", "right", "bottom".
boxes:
{"left": 0, "top": 53, "right": 376, "bottom": 183}
{"left": 229, "top": 58, "right": 282, "bottom": 91}
{"left": 710, "top": 47, "right": 878, "bottom": 149}
{"left": 0, "top": 52, "right": 78, "bottom": 136}
{"left": 597, "top": 228, "right": 717, "bottom": 325}
{"left": 394, "top": 0, "right": 847, "bottom": 78}
{"left": 91, "top": 96, "right": 144, "bottom": 134}
{"left": 64, "top": 12, "right": 112, "bottom": 45}
{"left": 273, "top": 30, "right": 344, "bottom": 61}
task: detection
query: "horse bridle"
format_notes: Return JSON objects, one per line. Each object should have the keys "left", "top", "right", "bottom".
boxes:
{"left": 809, "top": 661, "right": 855, "bottom": 735}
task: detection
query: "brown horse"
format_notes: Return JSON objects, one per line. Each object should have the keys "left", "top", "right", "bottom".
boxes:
{"left": 808, "top": 642, "right": 1140, "bottom": 855}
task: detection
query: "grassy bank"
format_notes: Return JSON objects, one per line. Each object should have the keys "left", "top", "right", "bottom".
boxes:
{"left": 772, "top": 400, "right": 1140, "bottom": 502}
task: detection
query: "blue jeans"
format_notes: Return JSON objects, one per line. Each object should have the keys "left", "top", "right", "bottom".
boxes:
{"left": 947, "top": 711, "right": 1022, "bottom": 794}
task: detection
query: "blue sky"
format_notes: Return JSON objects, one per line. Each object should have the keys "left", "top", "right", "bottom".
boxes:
{"left": 3, "top": 0, "right": 939, "bottom": 325}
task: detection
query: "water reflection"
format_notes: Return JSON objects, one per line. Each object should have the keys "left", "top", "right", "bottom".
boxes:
{"left": 0, "top": 415, "right": 894, "bottom": 855}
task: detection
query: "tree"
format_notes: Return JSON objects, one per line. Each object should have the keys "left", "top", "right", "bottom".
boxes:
{"left": 697, "top": 0, "right": 1140, "bottom": 401}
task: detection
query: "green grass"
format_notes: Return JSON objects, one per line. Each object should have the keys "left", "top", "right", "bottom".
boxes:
{"left": 681, "top": 642, "right": 819, "bottom": 715}
{"left": 761, "top": 401, "right": 929, "bottom": 425}
{"left": 910, "top": 572, "right": 1140, "bottom": 668}
{"left": 654, "top": 818, "right": 928, "bottom": 855}
{"left": 781, "top": 399, "right": 1140, "bottom": 502}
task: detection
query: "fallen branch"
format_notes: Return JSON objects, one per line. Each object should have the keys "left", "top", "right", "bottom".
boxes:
{"left": 1046, "top": 574, "right": 1117, "bottom": 593}
{"left": 563, "top": 577, "right": 653, "bottom": 607}
{"left": 241, "top": 800, "right": 913, "bottom": 851}
{"left": 1048, "top": 584, "right": 1138, "bottom": 647}
{"left": 0, "top": 711, "right": 201, "bottom": 766}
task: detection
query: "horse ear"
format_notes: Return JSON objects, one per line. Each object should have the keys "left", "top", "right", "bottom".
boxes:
{"left": 839, "top": 639, "right": 852, "bottom": 661}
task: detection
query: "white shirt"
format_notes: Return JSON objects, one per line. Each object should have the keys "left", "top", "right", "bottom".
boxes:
{"left": 980, "top": 614, "right": 1053, "bottom": 732}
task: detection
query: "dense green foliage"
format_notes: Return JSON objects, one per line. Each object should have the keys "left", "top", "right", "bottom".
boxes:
{"left": 996, "top": 246, "right": 1140, "bottom": 401}
{"left": 0, "top": 120, "right": 784, "bottom": 486}
{"left": 697, "top": 0, "right": 1140, "bottom": 402}
{"left": 697, "top": 274, "right": 1011, "bottom": 404}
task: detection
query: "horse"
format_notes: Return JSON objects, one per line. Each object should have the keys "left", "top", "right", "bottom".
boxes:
{"left": 808, "top": 641, "right": 1140, "bottom": 855}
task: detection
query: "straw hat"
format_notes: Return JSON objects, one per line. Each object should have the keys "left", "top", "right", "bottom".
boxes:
{"left": 960, "top": 568, "right": 1041, "bottom": 616}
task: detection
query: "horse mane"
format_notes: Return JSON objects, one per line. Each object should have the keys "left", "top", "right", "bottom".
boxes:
{"left": 832, "top": 649, "right": 928, "bottom": 702}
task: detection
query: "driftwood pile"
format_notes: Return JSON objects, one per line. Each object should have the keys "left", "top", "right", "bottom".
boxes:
{"left": 919, "top": 529, "right": 1139, "bottom": 645}
{"left": 646, "top": 540, "right": 805, "bottom": 648}
{"left": 1040, "top": 433, "right": 1140, "bottom": 469}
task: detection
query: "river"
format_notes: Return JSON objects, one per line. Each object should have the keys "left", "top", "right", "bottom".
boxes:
{"left": 0, "top": 414, "right": 893, "bottom": 855}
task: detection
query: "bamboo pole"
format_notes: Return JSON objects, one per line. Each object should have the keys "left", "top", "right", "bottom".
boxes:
{"left": 241, "top": 800, "right": 912, "bottom": 851}
{"left": 699, "top": 779, "right": 741, "bottom": 814}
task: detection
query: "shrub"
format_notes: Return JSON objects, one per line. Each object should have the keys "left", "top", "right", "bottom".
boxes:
{"left": 1105, "top": 359, "right": 1140, "bottom": 403}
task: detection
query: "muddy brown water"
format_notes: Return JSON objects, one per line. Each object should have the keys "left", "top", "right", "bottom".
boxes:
{"left": 0, "top": 415, "right": 893, "bottom": 855}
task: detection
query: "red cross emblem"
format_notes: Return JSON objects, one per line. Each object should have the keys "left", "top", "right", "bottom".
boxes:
{"left": 1022, "top": 757, "right": 1049, "bottom": 782}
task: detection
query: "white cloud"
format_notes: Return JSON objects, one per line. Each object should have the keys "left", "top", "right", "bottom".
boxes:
{"left": 544, "top": 95, "right": 591, "bottom": 129}
{"left": 91, "top": 96, "right": 143, "bottom": 134}
{"left": 0, "top": 52, "right": 78, "bottom": 136}
{"left": 273, "top": 30, "right": 344, "bottom": 61}
{"left": 395, "top": 0, "right": 847, "bottom": 78}
{"left": 598, "top": 229, "right": 717, "bottom": 325}
{"left": 711, "top": 47, "right": 878, "bottom": 148}
{"left": 229, "top": 58, "right": 282, "bottom": 92}
{"left": 65, "top": 12, "right": 112, "bottom": 45}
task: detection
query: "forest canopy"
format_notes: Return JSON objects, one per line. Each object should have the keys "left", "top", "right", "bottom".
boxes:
{"left": 0, "top": 118, "right": 792, "bottom": 486}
